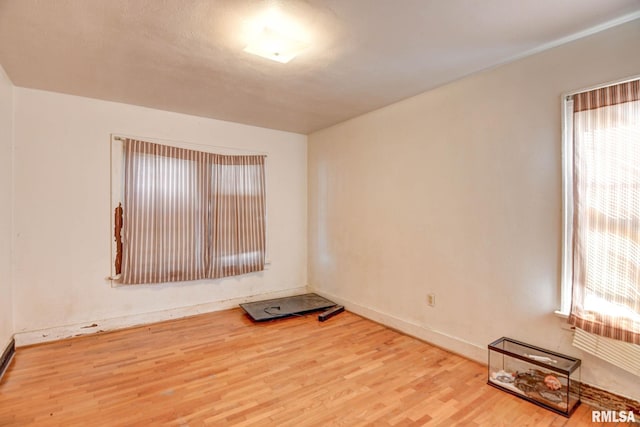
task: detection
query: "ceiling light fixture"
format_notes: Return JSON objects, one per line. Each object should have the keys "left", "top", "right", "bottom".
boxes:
{"left": 243, "top": 26, "right": 309, "bottom": 63}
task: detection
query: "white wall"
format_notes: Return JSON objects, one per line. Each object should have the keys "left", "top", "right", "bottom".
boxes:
{"left": 13, "top": 89, "right": 307, "bottom": 334}
{"left": 0, "top": 64, "right": 14, "bottom": 350}
{"left": 308, "top": 20, "right": 640, "bottom": 400}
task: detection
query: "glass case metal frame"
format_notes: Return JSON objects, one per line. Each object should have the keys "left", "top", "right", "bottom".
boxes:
{"left": 488, "top": 337, "right": 581, "bottom": 417}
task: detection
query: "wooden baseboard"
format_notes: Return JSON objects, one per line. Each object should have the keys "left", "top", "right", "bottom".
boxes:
{"left": 312, "top": 289, "right": 487, "bottom": 363}
{"left": 0, "top": 338, "right": 15, "bottom": 382}
{"left": 15, "top": 286, "right": 309, "bottom": 347}
{"left": 580, "top": 382, "right": 640, "bottom": 413}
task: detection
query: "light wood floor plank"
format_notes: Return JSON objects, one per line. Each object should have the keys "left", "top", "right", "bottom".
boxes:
{"left": 0, "top": 309, "right": 614, "bottom": 425}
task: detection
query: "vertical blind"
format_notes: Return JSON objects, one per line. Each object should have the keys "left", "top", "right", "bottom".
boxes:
{"left": 568, "top": 79, "right": 640, "bottom": 344}
{"left": 120, "top": 138, "right": 266, "bottom": 285}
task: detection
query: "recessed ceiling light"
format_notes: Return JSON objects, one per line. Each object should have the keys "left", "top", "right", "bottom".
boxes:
{"left": 243, "top": 26, "right": 309, "bottom": 63}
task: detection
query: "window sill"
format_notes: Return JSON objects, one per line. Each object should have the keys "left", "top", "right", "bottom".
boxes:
{"left": 554, "top": 310, "right": 569, "bottom": 319}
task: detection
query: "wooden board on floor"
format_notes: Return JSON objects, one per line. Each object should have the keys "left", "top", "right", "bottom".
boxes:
{"left": 239, "top": 293, "right": 336, "bottom": 321}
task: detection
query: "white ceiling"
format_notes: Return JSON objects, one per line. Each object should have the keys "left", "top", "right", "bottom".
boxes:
{"left": 1, "top": 0, "right": 639, "bottom": 134}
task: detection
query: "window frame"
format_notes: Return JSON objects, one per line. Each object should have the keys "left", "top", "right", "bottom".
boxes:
{"left": 109, "top": 134, "right": 269, "bottom": 285}
{"left": 559, "top": 93, "right": 574, "bottom": 316}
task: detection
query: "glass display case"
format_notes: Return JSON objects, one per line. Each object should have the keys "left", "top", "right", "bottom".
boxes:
{"left": 488, "top": 337, "right": 581, "bottom": 417}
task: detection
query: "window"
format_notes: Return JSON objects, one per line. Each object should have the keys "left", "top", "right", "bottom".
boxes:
{"left": 561, "top": 78, "right": 640, "bottom": 344}
{"left": 113, "top": 138, "right": 266, "bottom": 285}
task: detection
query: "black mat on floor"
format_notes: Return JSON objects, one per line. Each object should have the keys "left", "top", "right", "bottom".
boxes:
{"left": 240, "top": 293, "right": 336, "bottom": 322}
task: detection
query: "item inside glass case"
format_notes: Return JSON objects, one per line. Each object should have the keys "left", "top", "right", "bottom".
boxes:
{"left": 490, "top": 369, "right": 567, "bottom": 409}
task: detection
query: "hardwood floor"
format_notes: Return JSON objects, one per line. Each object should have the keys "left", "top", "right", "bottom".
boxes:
{"left": 0, "top": 309, "right": 625, "bottom": 426}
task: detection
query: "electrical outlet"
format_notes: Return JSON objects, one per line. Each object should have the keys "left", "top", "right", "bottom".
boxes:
{"left": 427, "top": 293, "right": 435, "bottom": 307}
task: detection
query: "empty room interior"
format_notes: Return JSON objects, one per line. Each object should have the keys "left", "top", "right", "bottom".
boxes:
{"left": 1, "top": 0, "right": 640, "bottom": 425}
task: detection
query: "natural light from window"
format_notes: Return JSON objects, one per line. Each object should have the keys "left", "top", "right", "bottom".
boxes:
{"left": 563, "top": 83, "right": 640, "bottom": 343}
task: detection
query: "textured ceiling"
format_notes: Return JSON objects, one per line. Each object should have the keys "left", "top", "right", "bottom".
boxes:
{"left": 1, "top": 0, "right": 639, "bottom": 134}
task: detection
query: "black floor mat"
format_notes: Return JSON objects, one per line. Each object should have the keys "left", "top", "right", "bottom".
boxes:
{"left": 239, "top": 293, "right": 336, "bottom": 322}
